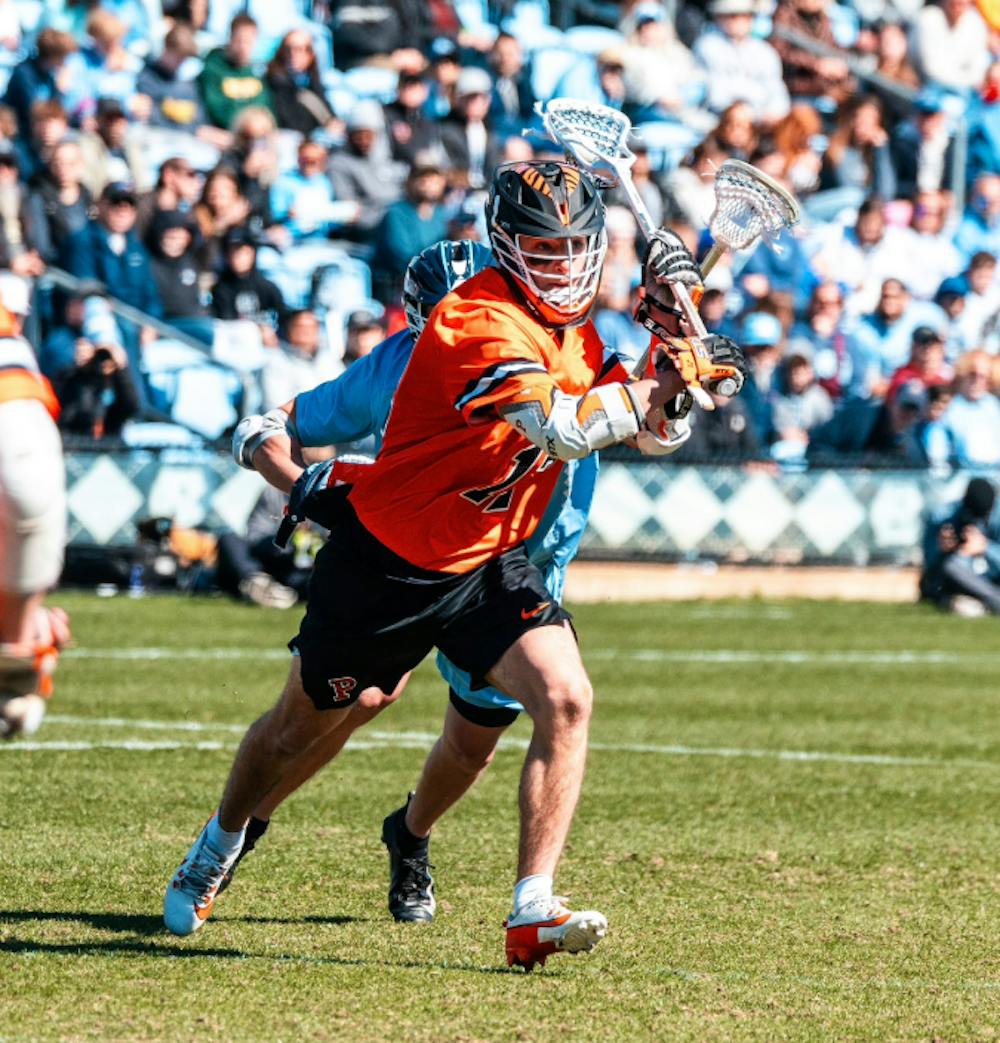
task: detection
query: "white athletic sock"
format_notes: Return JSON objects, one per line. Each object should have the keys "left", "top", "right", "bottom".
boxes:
{"left": 206, "top": 814, "right": 245, "bottom": 859}
{"left": 512, "top": 874, "right": 554, "bottom": 914}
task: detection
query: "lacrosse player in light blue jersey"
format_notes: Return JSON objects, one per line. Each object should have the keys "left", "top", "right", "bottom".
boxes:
{"left": 216, "top": 237, "right": 691, "bottom": 926}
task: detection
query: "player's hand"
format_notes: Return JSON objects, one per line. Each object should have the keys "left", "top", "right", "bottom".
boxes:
{"left": 659, "top": 334, "right": 749, "bottom": 398}
{"left": 287, "top": 460, "right": 344, "bottom": 530}
{"left": 644, "top": 229, "right": 701, "bottom": 288}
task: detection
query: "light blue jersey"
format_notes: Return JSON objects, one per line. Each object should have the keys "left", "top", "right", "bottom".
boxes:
{"left": 293, "top": 328, "right": 636, "bottom": 717}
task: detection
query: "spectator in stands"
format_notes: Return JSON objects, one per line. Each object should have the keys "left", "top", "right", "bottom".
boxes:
{"left": 371, "top": 151, "right": 448, "bottom": 301}
{"left": 935, "top": 274, "right": 974, "bottom": 355}
{"left": 667, "top": 135, "right": 727, "bottom": 226}
{"left": 343, "top": 306, "right": 387, "bottom": 364}
{"left": 328, "top": 101, "right": 405, "bottom": 238}
{"left": 265, "top": 29, "right": 337, "bottom": 137}
{"left": 769, "top": 347, "right": 834, "bottom": 460}
{"left": 270, "top": 139, "right": 360, "bottom": 242}
{"left": 620, "top": 1, "right": 704, "bottom": 123}
{"left": 79, "top": 98, "right": 147, "bottom": 198}
{"left": 967, "top": 61, "right": 1000, "bottom": 183}
{"left": 211, "top": 226, "right": 285, "bottom": 343}
{"left": 808, "top": 377, "right": 930, "bottom": 464}
{"left": 26, "top": 139, "right": 93, "bottom": 265}
{"left": 924, "top": 350, "right": 1000, "bottom": 469}
{"left": 424, "top": 36, "right": 462, "bottom": 119}
{"left": 914, "top": 0, "right": 989, "bottom": 95}
{"left": 440, "top": 67, "right": 500, "bottom": 191}
{"left": 136, "top": 157, "right": 203, "bottom": 239}
{"left": 195, "top": 165, "right": 259, "bottom": 273}
{"left": 2, "top": 28, "right": 76, "bottom": 140}
{"left": 488, "top": 32, "right": 535, "bottom": 136}
{"left": 385, "top": 72, "right": 441, "bottom": 166}
{"left": 52, "top": 334, "right": 139, "bottom": 439}
{"left": 848, "top": 278, "right": 947, "bottom": 398}
{"left": 61, "top": 182, "right": 162, "bottom": 341}
{"left": 553, "top": 46, "right": 628, "bottom": 111}
{"left": 136, "top": 23, "right": 227, "bottom": 146}
{"left": 223, "top": 107, "right": 279, "bottom": 228}
{"left": 771, "top": 0, "right": 854, "bottom": 104}
{"left": 693, "top": 0, "right": 790, "bottom": 124}
{"left": 38, "top": 288, "right": 90, "bottom": 378}
{"left": 809, "top": 197, "right": 909, "bottom": 316}
{"left": 330, "top": 0, "right": 432, "bottom": 72}
{"left": 770, "top": 105, "right": 824, "bottom": 194}
{"left": 788, "top": 281, "right": 851, "bottom": 398}
{"left": 887, "top": 325, "right": 952, "bottom": 399}
{"left": 954, "top": 251, "right": 1000, "bottom": 350}
{"left": 900, "top": 190, "right": 964, "bottom": 300}
{"left": 685, "top": 389, "right": 762, "bottom": 459}
{"left": 737, "top": 310, "right": 785, "bottom": 446}
{"left": 954, "top": 173, "right": 1000, "bottom": 261}
{"left": 0, "top": 148, "right": 44, "bottom": 278}
{"left": 14, "top": 99, "right": 69, "bottom": 185}
{"left": 711, "top": 100, "right": 759, "bottom": 161}
{"left": 868, "top": 21, "right": 921, "bottom": 128}
{"left": 261, "top": 308, "right": 338, "bottom": 409}
{"left": 147, "top": 210, "right": 206, "bottom": 322}
{"left": 890, "top": 91, "right": 957, "bottom": 198}
{"left": 818, "top": 95, "right": 896, "bottom": 201}
{"left": 198, "top": 13, "right": 272, "bottom": 130}
{"left": 920, "top": 477, "right": 1000, "bottom": 616}
{"left": 74, "top": 8, "right": 142, "bottom": 122}
{"left": 738, "top": 224, "right": 820, "bottom": 316}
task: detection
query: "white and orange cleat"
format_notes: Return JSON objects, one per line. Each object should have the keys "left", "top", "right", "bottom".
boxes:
{"left": 0, "top": 606, "right": 71, "bottom": 739}
{"left": 164, "top": 815, "right": 239, "bottom": 936}
{"left": 504, "top": 897, "right": 607, "bottom": 971}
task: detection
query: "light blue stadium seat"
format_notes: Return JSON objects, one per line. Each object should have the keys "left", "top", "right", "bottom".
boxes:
{"left": 322, "top": 68, "right": 358, "bottom": 121}
{"left": 258, "top": 241, "right": 362, "bottom": 311}
{"left": 343, "top": 65, "right": 399, "bottom": 104}
{"left": 311, "top": 254, "right": 374, "bottom": 314}
{"left": 531, "top": 47, "right": 581, "bottom": 102}
{"left": 633, "top": 120, "right": 702, "bottom": 172}
{"left": 828, "top": 3, "right": 860, "bottom": 48}
{"left": 563, "top": 25, "right": 626, "bottom": 55}
{"left": 502, "top": 19, "right": 565, "bottom": 52}
{"left": 137, "top": 130, "right": 221, "bottom": 182}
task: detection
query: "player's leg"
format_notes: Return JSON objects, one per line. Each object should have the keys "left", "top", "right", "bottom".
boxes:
{"left": 382, "top": 690, "right": 516, "bottom": 921}
{"left": 164, "top": 656, "right": 395, "bottom": 936}
{"left": 220, "top": 676, "right": 412, "bottom": 892}
{"left": 485, "top": 622, "right": 607, "bottom": 970}
{"left": 0, "top": 399, "right": 69, "bottom": 738}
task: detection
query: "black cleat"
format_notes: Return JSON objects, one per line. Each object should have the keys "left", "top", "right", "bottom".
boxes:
{"left": 217, "top": 815, "right": 269, "bottom": 896}
{"left": 381, "top": 794, "right": 436, "bottom": 923}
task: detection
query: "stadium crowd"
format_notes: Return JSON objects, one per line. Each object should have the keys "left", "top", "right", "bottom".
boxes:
{"left": 0, "top": 0, "right": 999, "bottom": 469}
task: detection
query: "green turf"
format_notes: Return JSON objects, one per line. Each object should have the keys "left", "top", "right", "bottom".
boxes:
{"left": 3, "top": 593, "right": 999, "bottom": 1041}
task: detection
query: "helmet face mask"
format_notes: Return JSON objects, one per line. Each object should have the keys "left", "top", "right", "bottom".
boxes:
{"left": 487, "top": 160, "right": 607, "bottom": 327}
{"left": 402, "top": 238, "right": 494, "bottom": 337}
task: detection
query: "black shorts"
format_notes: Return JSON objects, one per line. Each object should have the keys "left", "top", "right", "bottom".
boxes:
{"left": 290, "top": 505, "right": 569, "bottom": 710}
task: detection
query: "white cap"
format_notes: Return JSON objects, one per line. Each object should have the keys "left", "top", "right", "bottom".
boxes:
{"left": 0, "top": 272, "right": 30, "bottom": 316}
{"left": 455, "top": 66, "right": 492, "bottom": 98}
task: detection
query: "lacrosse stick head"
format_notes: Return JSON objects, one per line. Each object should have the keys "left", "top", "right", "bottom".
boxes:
{"left": 707, "top": 159, "right": 802, "bottom": 253}
{"left": 536, "top": 99, "right": 635, "bottom": 188}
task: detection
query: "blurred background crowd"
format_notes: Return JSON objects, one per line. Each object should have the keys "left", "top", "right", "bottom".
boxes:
{"left": 2, "top": 0, "right": 1000, "bottom": 470}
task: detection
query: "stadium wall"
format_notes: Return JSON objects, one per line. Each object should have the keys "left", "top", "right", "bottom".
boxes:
{"left": 64, "top": 450, "right": 978, "bottom": 566}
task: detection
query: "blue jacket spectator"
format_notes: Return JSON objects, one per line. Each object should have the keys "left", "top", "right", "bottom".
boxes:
{"left": 270, "top": 141, "right": 359, "bottom": 241}
{"left": 846, "top": 279, "right": 947, "bottom": 399}
{"left": 966, "top": 96, "right": 1000, "bottom": 183}
{"left": 738, "top": 228, "right": 820, "bottom": 316}
{"left": 61, "top": 183, "right": 162, "bottom": 320}
{"left": 954, "top": 174, "right": 1000, "bottom": 261}
{"left": 3, "top": 28, "right": 77, "bottom": 139}
{"left": 923, "top": 351, "right": 1000, "bottom": 470}
{"left": 488, "top": 33, "right": 537, "bottom": 135}
{"left": 737, "top": 311, "right": 785, "bottom": 445}
{"left": 371, "top": 155, "right": 449, "bottom": 298}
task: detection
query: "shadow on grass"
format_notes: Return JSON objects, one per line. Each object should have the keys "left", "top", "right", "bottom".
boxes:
{"left": 0, "top": 909, "right": 523, "bottom": 976}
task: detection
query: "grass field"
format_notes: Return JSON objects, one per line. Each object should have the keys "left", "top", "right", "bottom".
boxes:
{"left": 3, "top": 592, "right": 1000, "bottom": 1041}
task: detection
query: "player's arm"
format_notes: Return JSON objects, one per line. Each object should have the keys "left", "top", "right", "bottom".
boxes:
{"left": 232, "top": 402, "right": 302, "bottom": 493}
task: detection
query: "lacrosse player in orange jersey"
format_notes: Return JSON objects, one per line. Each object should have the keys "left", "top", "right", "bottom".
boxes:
{"left": 0, "top": 274, "right": 71, "bottom": 739}
{"left": 164, "top": 159, "right": 747, "bottom": 969}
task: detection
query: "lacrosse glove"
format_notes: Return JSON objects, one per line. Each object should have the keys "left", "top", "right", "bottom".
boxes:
{"left": 635, "top": 230, "right": 703, "bottom": 341}
{"left": 658, "top": 334, "right": 749, "bottom": 397}
{"left": 276, "top": 460, "right": 346, "bottom": 546}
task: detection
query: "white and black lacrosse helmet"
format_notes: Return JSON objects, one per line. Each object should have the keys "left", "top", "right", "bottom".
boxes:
{"left": 402, "top": 238, "right": 494, "bottom": 338}
{"left": 486, "top": 160, "right": 607, "bottom": 327}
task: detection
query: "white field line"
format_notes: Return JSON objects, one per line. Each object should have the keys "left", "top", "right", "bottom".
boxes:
{"left": 63, "top": 647, "right": 1000, "bottom": 666}
{"left": 12, "top": 716, "right": 997, "bottom": 770}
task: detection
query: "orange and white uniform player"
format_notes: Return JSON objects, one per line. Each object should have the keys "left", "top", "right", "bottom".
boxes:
{"left": 0, "top": 273, "right": 70, "bottom": 738}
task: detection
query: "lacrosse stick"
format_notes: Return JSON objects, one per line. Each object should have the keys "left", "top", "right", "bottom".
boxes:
{"left": 537, "top": 97, "right": 716, "bottom": 407}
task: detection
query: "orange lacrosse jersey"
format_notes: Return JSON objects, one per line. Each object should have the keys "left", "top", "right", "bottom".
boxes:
{"left": 349, "top": 267, "right": 629, "bottom": 573}
{"left": 0, "top": 335, "right": 59, "bottom": 418}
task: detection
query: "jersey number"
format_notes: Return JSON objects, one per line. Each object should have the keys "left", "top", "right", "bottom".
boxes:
{"left": 460, "top": 447, "right": 551, "bottom": 513}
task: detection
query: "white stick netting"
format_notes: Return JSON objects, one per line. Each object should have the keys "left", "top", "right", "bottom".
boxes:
{"left": 538, "top": 100, "right": 632, "bottom": 185}
{"left": 709, "top": 160, "right": 801, "bottom": 252}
